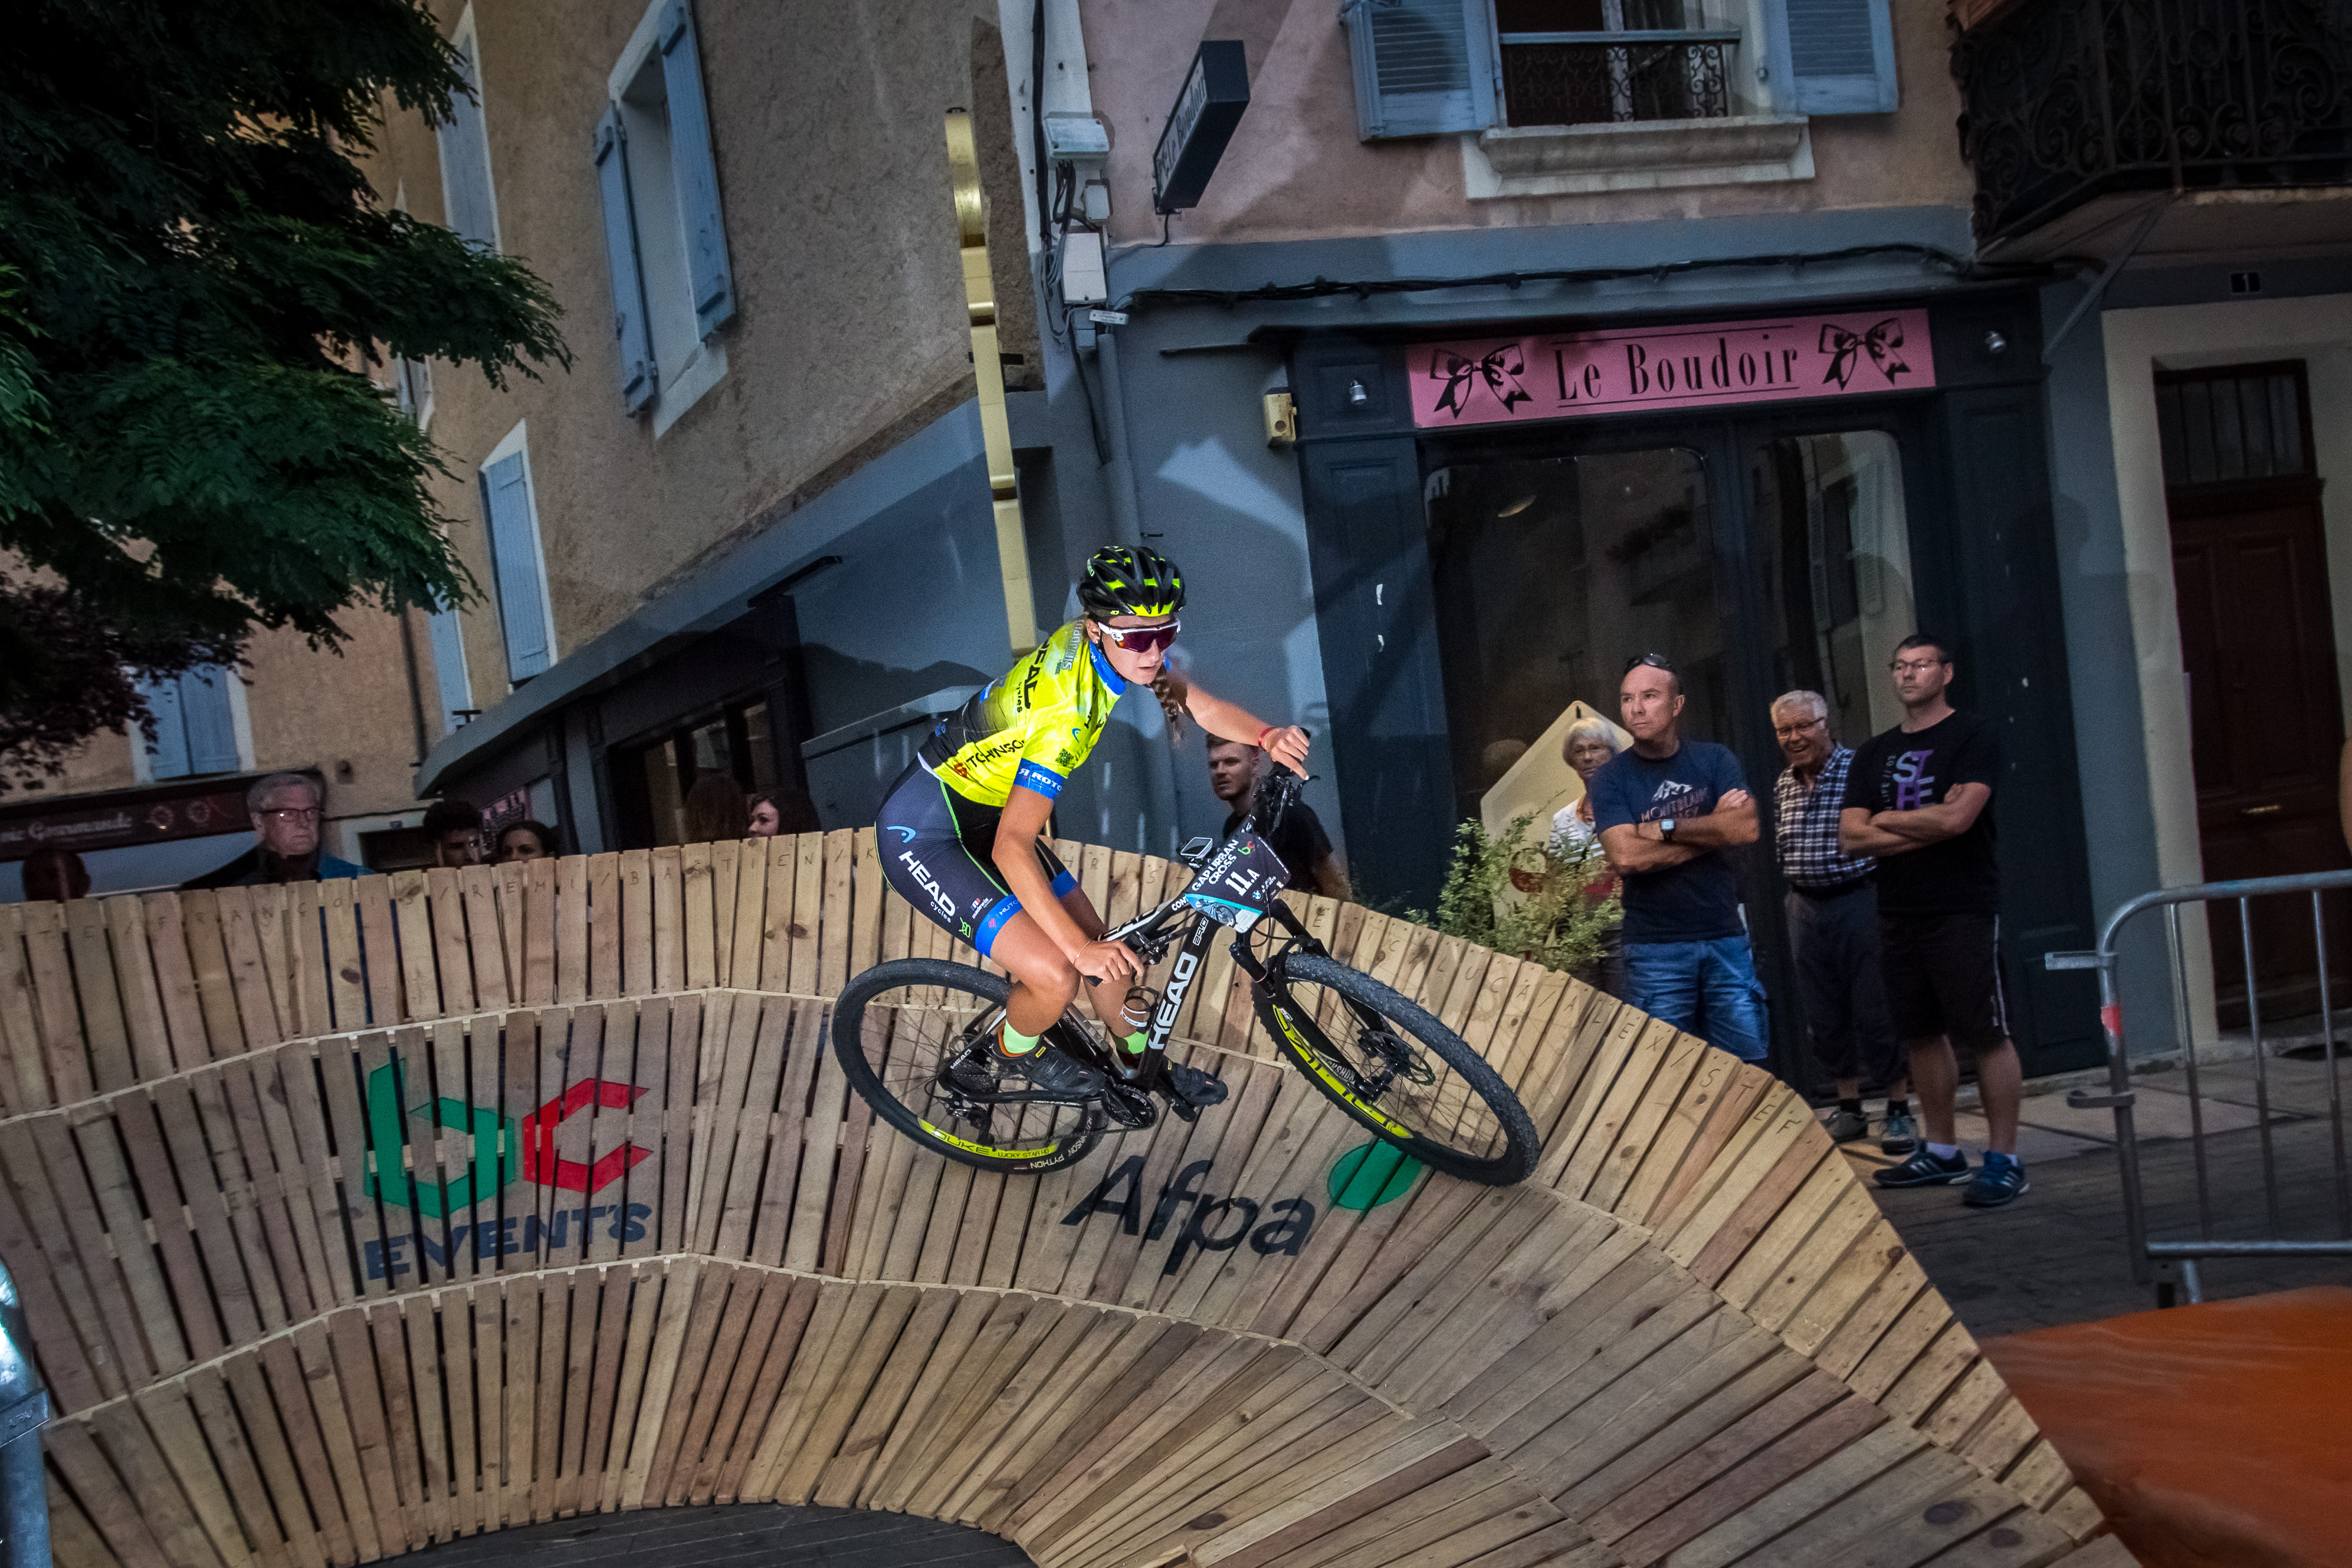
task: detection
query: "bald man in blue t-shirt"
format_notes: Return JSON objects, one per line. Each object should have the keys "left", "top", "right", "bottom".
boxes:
{"left": 1590, "top": 655, "right": 1770, "bottom": 1063}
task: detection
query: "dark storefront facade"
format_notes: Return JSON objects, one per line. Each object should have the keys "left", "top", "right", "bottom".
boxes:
{"left": 1280, "top": 287, "right": 2102, "bottom": 1081}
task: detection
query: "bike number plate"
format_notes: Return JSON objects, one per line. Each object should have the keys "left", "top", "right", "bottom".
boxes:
{"left": 1182, "top": 830, "right": 1289, "bottom": 930}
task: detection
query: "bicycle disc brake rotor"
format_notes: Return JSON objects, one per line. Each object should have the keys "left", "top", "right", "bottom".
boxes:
{"left": 1357, "top": 1023, "right": 1436, "bottom": 1086}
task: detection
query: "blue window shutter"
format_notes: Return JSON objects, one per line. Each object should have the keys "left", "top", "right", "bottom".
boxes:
{"left": 480, "top": 452, "right": 552, "bottom": 680}
{"left": 141, "top": 675, "right": 191, "bottom": 780}
{"left": 1764, "top": 0, "right": 1898, "bottom": 114}
{"left": 1340, "top": 0, "right": 1498, "bottom": 140}
{"left": 436, "top": 37, "right": 500, "bottom": 248}
{"left": 592, "top": 109, "right": 658, "bottom": 414}
{"left": 658, "top": 0, "right": 736, "bottom": 336}
{"left": 179, "top": 667, "right": 242, "bottom": 775}
{"left": 427, "top": 607, "right": 474, "bottom": 733}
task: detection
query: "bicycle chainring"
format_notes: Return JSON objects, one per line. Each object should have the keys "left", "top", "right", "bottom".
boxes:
{"left": 1101, "top": 1079, "right": 1157, "bottom": 1130}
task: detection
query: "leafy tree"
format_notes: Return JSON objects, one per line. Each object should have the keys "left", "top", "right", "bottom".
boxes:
{"left": 0, "top": 0, "right": 566, "bottom": 786}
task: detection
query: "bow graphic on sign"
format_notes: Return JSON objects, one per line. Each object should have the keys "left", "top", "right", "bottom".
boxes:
{"left": 1429, "top": 345, "right": 1532, "bottom": 418}
{"left": 1818, "top": 318, "right": 1910, "bottom": 390}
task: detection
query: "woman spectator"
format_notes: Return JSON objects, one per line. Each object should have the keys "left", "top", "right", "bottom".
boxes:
{"left": 681, "top": 773, "right": 748, "bottom": 845}
{"left": 748, "top": 788, "right": 819, "bottom": 838}
{"left": 1551, "top": 717, "right": 1628, "bottom": 998}
{"left": 493, "top": 821, "right": 558, "bottom": 864}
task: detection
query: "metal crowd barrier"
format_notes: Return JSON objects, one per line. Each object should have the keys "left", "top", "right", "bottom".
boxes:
{"left": 2049, "top": 869, "right": 2352, "bottom": 1307}
{"left": 0, "top": 1261, "right": 48, "bottom": 1568}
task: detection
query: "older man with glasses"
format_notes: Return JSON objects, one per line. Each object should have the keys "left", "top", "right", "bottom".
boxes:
{"left": 181, "top": 772, "right": 367, "bottom": 889}
{"left": 1772, "top": 691, "right": 1913, "bottom": 1154}
{"left": 1590, "top": 653, "right": 1770, "bottom": 1064}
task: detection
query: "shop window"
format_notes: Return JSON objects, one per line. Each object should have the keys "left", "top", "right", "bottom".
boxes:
{"left": 1427, "top": 447, "right": 1730, "bottom": 819}
{"left": 436, "top": 17, "right": 500, "bottom": 251}
{"left": 620, "top": 696, "right": 793, "bottom": 847}
{"left": 1753, "top": 431, "right": 1917, "bottom": 745}
{"left": 593, "top": 0, "right": 734, "bottom": 431}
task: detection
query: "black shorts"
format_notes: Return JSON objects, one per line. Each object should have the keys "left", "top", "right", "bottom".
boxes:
{"left": 1877, "top": 911, "right": 2014, "bottom": 1051}
{"left": 874, "top": 759, "right": 1077, "bottom": 955}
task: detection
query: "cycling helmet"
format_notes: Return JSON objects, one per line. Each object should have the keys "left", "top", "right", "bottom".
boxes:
{"left": 1077, "top": 545, "right": 1186, "bottom": 621}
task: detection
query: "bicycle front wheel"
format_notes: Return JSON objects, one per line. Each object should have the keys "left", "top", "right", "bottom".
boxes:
{"left": 831, "top": 957, "right": 1104, "bottom": 1175}
{"left": 1256, "top": 953, "right": 1539, "bottom": 1185}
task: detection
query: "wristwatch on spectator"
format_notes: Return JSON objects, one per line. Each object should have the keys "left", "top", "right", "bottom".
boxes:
{"left": 1658, "top": 818, "right": 1678, "bottom": 842}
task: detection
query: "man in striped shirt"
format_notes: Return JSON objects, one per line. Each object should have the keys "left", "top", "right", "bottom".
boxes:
{"left": 1772, "top": 691, "right": 1914, "bottom": 1153}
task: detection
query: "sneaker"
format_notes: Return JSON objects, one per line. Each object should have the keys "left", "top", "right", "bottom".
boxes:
{"left": 1963, "top": 1152, "right": 2029, "bottom": 1209}
{"left": 1879, "top": 1110, "right": 1920, "bottom": 1156}
{"left": 1163, "top": 1059, "right": 1229, "bottom": 1110}
{"left": 1874, "top": 1147, "right": 1972, "bottom": 1189}
{"left": 1825, "top": 1107, "right": 1871, "bottom": 1143}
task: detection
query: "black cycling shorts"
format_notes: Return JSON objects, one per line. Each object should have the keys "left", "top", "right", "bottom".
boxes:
{"left": 875, "top": 758, "right": 1077, "bottom": 955}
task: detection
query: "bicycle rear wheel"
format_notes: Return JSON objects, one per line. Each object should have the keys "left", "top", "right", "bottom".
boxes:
{"left": 1256, "top": 953, "right": 1539, "bottom": 1185}
{"left": 831, "top": 957, "right": 1104, "bottom": 1175}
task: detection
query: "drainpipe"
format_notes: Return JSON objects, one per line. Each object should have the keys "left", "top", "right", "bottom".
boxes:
{"left": 1094, "top": 326, "right": 1146, "bottom": 544}
{"left": 0, "top": 1264, "right": 50, "bottom": 1568}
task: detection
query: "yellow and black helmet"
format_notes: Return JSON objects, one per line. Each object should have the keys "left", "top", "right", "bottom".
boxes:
{"left": 1077, "top": 544, "right": 1185, "bottom": 621}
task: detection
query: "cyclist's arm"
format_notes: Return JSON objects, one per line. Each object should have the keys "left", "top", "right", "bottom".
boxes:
{"left": 992, "top": 785, "right": 1137, "bottom": 982}
{"left": 1182, "top": 679, "right": 1311, "bottom": 773}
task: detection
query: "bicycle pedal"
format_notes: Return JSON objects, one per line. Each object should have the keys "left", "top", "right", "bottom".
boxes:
{"left": 1166, "top": 1096, "right": 1200, "bottom": 1123}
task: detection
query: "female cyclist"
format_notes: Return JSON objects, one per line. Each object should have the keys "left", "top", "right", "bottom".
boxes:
{"left": 874, "top": 546, "right": 1311, "bottom": 1103}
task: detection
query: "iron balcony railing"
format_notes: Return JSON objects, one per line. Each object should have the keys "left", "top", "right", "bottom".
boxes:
{"left": 1498, "top": 30, "right": 1739, "bottom": 128}
{"left": 1953, "top": 0, "right": 2352, "bottom": 244}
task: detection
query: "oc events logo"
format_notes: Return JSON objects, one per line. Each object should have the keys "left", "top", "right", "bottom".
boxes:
{"left": 358, "top": 1059, "right": 655, "bottom": 1281}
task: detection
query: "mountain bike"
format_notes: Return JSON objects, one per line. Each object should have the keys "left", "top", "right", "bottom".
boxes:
{"left": 830, "top": 773, "right": 1540, "bottom": 1185}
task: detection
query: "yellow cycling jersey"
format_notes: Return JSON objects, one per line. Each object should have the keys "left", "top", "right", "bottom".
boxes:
{"left": 920, "top": 620, "right": 1130, "bottom": 808}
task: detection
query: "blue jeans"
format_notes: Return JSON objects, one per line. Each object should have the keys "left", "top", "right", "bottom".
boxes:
{"left": 1623, "top": 936, "right": 1771, "bottom": 1062}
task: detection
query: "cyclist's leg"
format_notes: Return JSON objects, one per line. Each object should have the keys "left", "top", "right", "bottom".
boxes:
{"left": 1031, "top": 841, "right": 1133, "bottom": 1036}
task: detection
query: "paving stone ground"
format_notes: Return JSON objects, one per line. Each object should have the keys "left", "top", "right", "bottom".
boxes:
{"left": 1833, "top": 1054, "right": 2352, "bottom": 1339}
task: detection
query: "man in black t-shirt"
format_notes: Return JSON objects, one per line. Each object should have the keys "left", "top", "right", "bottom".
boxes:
{"left": 1208, "top": 739, "right": 1348, "bottom": 900}
{"left": 1840, "top": 634, "right": 2026, "bottom": 1209}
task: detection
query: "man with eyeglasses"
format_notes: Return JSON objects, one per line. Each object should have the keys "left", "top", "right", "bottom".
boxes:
{"left": 181, "top": 772, "right": 366, "bottom": 889}
{"left": 1771, "top": 691, "right": 1913, "bottom": 1154}
{"left": 1841, "top": 634, "right": 2026, "bottom": 1209}
{"left": 1590, "top": 654, "right": 1769, "bottom": 1064}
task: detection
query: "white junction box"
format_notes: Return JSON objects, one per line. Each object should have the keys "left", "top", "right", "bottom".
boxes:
{"left": 1060, "top": 229, "right": 1107, "bottom": 306}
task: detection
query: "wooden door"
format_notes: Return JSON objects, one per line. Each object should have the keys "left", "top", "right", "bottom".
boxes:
{"left": 2171, "top": 480, "right": 2351, "bottom": 1019}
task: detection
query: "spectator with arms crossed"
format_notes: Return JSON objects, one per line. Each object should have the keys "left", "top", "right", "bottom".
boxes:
{"left": 1841, "top": 632, "right": 2027, "bottom": 1208}
{"left": 1592, "top": 654, "right": 1768, "bottom": 1062}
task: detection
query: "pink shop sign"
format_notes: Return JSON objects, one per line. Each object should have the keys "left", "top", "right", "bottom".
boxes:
{"left": 1410, "top": 309, "right": 1935, "bottom": 427}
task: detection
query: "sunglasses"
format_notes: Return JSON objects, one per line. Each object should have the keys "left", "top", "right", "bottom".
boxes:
{"left": 1097, "top": 619, "right": 1180, "bottom": 654}
{"left": 1623, "top": 652, "right": 1675, "bottom": 674}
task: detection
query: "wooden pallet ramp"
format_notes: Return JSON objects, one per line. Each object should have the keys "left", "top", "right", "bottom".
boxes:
{"left": 0, "top": 839, "right": 2133, "bottom": 1567}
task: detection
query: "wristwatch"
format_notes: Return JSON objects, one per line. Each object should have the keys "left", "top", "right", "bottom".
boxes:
{"left": 1658, "top": 818, "right": 1678, "bottom": 842}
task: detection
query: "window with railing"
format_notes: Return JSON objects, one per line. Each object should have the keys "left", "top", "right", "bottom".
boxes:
{"left": 1494, "top": 0, "right": 1734, "bottom": 126}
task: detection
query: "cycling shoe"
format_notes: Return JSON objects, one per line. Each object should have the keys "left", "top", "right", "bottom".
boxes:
{"left": 993, "top": 1039, "right": 1104, "bottom": 1098}
{"left": 1163, "top": 1059, "right": 1229, "bottom": 1110}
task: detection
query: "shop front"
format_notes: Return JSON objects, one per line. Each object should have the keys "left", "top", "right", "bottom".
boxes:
{"left": 1285, "top": 288, "right": 2102, "bottom": 1078}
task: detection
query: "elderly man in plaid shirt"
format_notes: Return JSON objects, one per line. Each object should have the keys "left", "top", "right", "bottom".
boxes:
{"left": 1772, "top": 691, "right": 1915, "bottom": 1153}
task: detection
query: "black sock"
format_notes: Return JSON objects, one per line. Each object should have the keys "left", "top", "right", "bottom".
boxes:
{"left": 1838, "top": 1096, "right": 1864, "bottom": 1114}
{"left": 1885, "top": 1097, "right": 1909, "bottom": 1117}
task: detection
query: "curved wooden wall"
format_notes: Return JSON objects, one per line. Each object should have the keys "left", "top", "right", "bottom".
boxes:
{"left": 0, "top": 832, "right": 2135, "bottom": 1568}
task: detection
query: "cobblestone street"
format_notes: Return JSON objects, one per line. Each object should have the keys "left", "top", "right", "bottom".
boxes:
{"left": 1841, "top": 1055, "right": 2351, "bottom": 1339}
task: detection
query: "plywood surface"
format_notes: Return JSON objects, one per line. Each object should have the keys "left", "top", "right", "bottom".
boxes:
{"left": 0, "top": 837, "right": 2131, "bottom": 1568}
